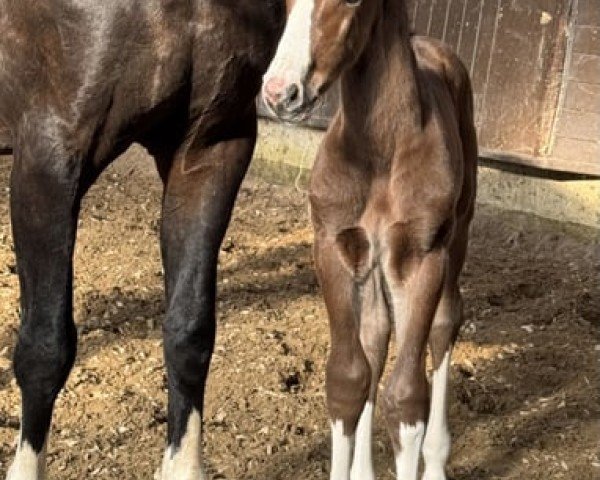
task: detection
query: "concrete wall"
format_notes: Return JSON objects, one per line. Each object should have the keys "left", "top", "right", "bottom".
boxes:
{"left": 252, "top": 120, "right": 600, "bottom": 229}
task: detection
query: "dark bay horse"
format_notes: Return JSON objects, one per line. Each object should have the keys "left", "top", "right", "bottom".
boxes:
{"left": 263, "top": 0, "right": 477, "bottom": 478}
{"left": 0, "top": 1, "right": 283, "bottom": 478}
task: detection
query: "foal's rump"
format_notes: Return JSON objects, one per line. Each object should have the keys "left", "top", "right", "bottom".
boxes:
{"left": 411, "top": 35, "right": 473, "bottom": 108}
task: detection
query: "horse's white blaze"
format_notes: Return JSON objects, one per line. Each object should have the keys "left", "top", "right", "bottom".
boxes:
{"left": 330, "top": 419, "right": 354, "bottom": 480}
{"left": 394, "top": 421, "right": 425, "bottom": 480}
{"left": 7, "top": 436, "right": 46, "bottom": 480}
{"left": 422, "top": 351, "right": 451, "bottom": 480}
{"left": 350, "top": 401, "right": 375, "bottom": 480}
{"left": 160, "top": 409, "right": 206, "bottom": 480}
{"left": 263, "top": 0, "right": 314, "bottom": 86}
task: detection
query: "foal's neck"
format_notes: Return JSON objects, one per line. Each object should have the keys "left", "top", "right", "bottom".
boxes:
{"left": 339, "top": 1, "right": 423, "bottom": 158}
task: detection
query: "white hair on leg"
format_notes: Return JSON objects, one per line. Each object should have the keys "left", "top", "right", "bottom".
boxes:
{"left": 330, "top": 419, "right": 354, "bottom": 480}
{"left": 394, "top": 421, "right": 425, "bottom": 480}
{"left": 422, "top": 350, "right": 452, "bottom": 480}
{"left": 350, "top": 401, "right": 375, "bottom": 480}
{"left": 7, "top": 434, "right": 47, "bottom": 480}
{"left": 159, "top": 409, "right": 207, "bottom": 480}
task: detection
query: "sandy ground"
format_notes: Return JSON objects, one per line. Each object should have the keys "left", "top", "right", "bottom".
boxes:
{"left": 0, "top": 148, "right": 598, "bottom": 480}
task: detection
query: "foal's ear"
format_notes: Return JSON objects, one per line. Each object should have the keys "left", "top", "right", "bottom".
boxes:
{"left": 335, "top": 226, "right": 372, "bottom": 280}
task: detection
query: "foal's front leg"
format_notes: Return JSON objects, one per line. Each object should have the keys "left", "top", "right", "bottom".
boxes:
{"left": 152, "top": 121, "right": 256, "bottom": 480}
{"left": 7, "top": 132, "right": 88, "bottom": 480}
{"left": 381, "top": 229, "right": 446, "bottom": 480}
{"left": 313, "top": 234, "right": 372, "bottom": 480}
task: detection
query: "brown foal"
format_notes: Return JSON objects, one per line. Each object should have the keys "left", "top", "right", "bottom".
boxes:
{"left": 263, "top": 0, "right": 477, "bottom": 479}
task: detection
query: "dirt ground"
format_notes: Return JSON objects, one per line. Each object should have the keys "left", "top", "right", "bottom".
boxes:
{"left": 0, "top": 148, "right": 598, "bottom": 480}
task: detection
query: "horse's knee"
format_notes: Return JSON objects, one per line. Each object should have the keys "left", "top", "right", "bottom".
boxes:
{"left": 14, "top": 324, "right": 77, "bottom": 401}
{"left": 381, "top": 372, "right": 429, "bottom": 442}
{"left": 163, "top": 312, "right": 216, "bottom": 397}
{"left": 326, "top": 349, "right": 371, "bottom": 432}
{"left": 429, "top": 290, "right": 462, "bottom": 369}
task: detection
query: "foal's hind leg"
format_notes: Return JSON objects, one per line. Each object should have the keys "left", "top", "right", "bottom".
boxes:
{"left": 421, "top": 286, "right": 461, "bottom": 480}
{"left": 146, "top": 116, "right": 256, "bottom": 480}
{"left": 7, "top": 126, "right": 89, "bottom": 480}
{"left": 422, "top": 230, "right": 468, "bottom": 480}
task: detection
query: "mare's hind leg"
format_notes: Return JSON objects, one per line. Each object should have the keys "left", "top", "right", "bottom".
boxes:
{"left": 146, "top": 114, "right": 256, "bottom": 480}
{"left": 7, "top": 124, "right": 91, "bottom": 480}
{"left": 313, "top": 232, "right": 371, "bottom": 480}
{"left": 351, "top": 270, "right": 391, "bottom": 480}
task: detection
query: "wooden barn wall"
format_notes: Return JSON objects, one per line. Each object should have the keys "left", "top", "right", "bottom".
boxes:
{"left": 406, "top": 0, "right": 569, "bottom": 159}
{"left": 550, "top": 0, "right": 600, "bottom": 175}
{"left": 0, "top": 123, "right": 10, "bottom": 154}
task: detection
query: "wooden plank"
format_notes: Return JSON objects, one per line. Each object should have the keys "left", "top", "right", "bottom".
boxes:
{"left": 573, "top": 25, "right": 600, "bottom": 55}
{"left": 556, "top": 110, "right": 600, "bottom": 141}
{"left": 405, "top": 0, "right": 420, "bottom": 27}
{"left": 569, "top": 53, "right": 600, "bottom": 84}
{"left": 470, "top": 0, "right": 499, "bottom": 96}
{"left": 429, "top": 0, "right": 451, "bottom": 40}
{"left": 551, "top": 137, "right": 600, "bottom": 175}
{"left": 0, "top": 123, "right": 11, "bottom": 153}
{"left": 413, "top": 0, "right": 435, "bottom": 35}
{"left": 442, "top": 0, "right": 468, "bottom": 51}
{"left": 577, "top": 0, "right": 600, "bottom": 27}
{"left": 456, "top": 0, "right": 482, "bottom": 74}
{"left": 564, "top": 81, "right": 600, "bottom": 112}
{"left": 478, "top": 1, "right": 566, "bottom": 156}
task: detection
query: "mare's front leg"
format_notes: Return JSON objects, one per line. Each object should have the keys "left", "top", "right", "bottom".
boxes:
{"left": 151, "top": 116, "right": 256, "bottom": 480}
{"left": 7, "top": 125, "right": 90, "bottom": 480}
{"left": 381, "top": 223, "right": 447, "bottom": 480}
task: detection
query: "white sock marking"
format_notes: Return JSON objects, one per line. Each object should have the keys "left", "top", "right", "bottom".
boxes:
{"left": 395, "top": 421, "right": 425, "bottom": 480}
{"left": 330, "top": 419, "right": 354, "bottom": 480}
{"left": 263, "top": 0, "right": 314, "bottom": 88}
{"left": 7, "top": 435, "right": 47, "bottom": 480}
{"left": 350, "top": 401, "right": 375, "bottom": 480}
{"left": 160, "top": 409, "right": 207, "bottom": 480}
{"left": 422, "top": 351, "right": 451, "bottom": 480}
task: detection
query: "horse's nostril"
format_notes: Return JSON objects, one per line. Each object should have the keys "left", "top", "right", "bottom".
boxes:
{"left": 283, "top": 83, "right": 304, "bottom": 111}
{"left": 286, "top": 84, "right": 299, "bottom": 103}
